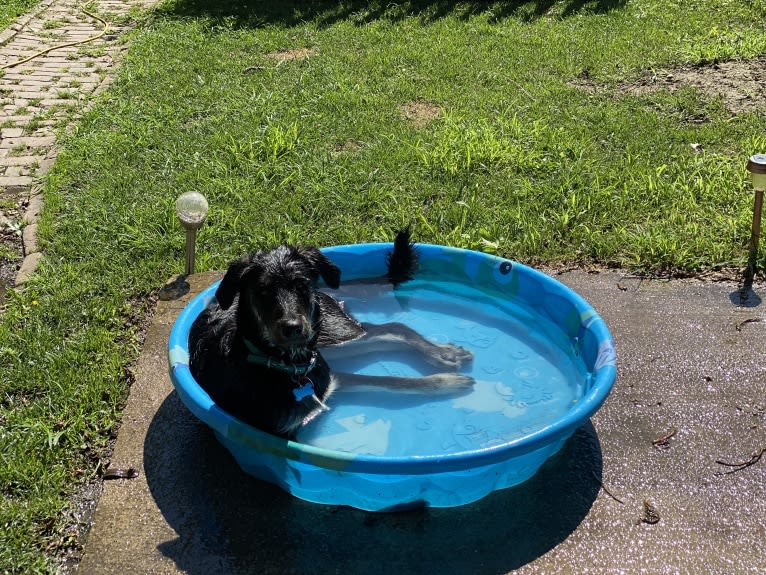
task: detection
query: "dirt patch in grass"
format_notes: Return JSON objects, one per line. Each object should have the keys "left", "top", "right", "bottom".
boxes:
{"left": 333, "top": 139, "right": 366, "bottom": 154}
{"left": 0, "top": 238, "right": 20, "bottom": 295}
{"left": 573, "top": 56, "right": 766, "bottom": 114}
{"left": 0, "top": 195, "right": 26, "bottom": 299}
{"left": 53, "top": 479, "right": 102, "bottom": 574}
{"left": 399, "top": 99, "right": 442, "bottom": 128}
{"left": 264, "top": 47, "right": 317, "bottom": 63}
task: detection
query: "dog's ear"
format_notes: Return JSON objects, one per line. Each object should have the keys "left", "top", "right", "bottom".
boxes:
{"left": 215, "top": 258, "right": 253, "bottom": 310}
{"left": 296, "top": 247, "right": 341, "bottom": 289}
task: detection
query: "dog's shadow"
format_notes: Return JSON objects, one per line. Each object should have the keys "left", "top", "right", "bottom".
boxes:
{"left": 145, "top": 391, "right": 603, "bottom": 575}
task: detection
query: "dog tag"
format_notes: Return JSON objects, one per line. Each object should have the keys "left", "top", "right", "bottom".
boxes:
{"left": 294, "top": 377, "right": 331, "bottom": 412}
{"left": 293, "top": 378, "right": 315, "bottom": 401}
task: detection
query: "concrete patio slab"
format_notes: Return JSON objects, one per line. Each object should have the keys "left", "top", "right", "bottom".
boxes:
{"left": 77, "top": 270, "right": 766, "bottom": 574}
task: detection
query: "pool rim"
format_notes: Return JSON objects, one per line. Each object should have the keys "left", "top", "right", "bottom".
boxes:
{"left": 168, "top": 242, "right": 617, "bottom": 476}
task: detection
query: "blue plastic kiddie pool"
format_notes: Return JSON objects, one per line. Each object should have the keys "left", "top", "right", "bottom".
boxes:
{"left": 168, "top": 243, "right": 617, "bottom": 511}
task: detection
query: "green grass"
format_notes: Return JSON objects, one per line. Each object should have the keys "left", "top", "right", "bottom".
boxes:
{"left": 2, "top": 0, "right": 766, "bottom": 571}
{"left": 0, "top": 0, "right": 40, "bottom": 31}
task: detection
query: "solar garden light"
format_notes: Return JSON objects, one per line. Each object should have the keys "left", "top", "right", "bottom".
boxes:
{"left": 175, "top": 191, "right": 209, "bottom": 276}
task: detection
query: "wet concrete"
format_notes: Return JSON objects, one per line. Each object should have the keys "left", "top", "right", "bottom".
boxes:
{"left": 77, "top": 270, "right": 766, "bottom": 574}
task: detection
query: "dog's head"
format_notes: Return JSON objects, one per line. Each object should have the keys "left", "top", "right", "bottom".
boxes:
{"left": 215, "top": 246, "right": 340, "bottom": 357}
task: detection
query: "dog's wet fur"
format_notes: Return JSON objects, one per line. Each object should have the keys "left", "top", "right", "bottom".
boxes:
{"left": 189, "top": 229, "right": 474, "bottom": 438}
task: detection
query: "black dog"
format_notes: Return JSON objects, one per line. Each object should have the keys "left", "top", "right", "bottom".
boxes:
{"left": 189, "top": 230, "right": 474, "bottom": 439}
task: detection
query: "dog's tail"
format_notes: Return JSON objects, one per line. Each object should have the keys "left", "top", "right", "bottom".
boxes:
{"left": 385, "top": 227, "right": 419, "bottom": 287}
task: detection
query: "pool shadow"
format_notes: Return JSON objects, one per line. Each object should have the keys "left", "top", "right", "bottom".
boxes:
{"left": 145, "top": 391, "right": 602, "bottom": 575}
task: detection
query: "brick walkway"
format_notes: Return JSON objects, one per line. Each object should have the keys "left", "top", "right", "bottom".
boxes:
{"left": 0, "top": 0, "right": 158, "bottom": 284}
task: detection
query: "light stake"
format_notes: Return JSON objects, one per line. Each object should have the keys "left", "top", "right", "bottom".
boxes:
{"left": 175, "top": 191, "right": 209, "bottom": 276}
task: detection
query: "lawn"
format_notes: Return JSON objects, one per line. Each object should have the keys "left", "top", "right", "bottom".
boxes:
{"left": 1, "top": 0, "right": 766, "bottom": 571}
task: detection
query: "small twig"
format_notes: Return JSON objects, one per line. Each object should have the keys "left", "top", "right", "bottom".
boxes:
{"left": 638, "top": 500, "right": 660, "bottom": 525}
{"left": 616, "top": 273, "right": 648, "bottom": 292}
{"left": 716, "top": 447, "right": 766, "bottom": 475}
{"left": 103, "top": 467, "right": 140, "bottom": 480}
{"left": 592, "top": 472, "right": 625, "bottom": 504}
{"left": 553, "top": 266, "right": 580, "bottom": 276}
{"left": 652, "top": 427, "right": 677, "bottom": 450}
{"left": 735, "top": 318, "right": 763, "bottom": 332}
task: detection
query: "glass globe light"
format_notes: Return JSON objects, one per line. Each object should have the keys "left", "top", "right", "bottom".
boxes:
{"left": 176, "top": 192, "right": 209, "bottom": 275}
{"left": 748, "top": 154, "right": 766, "bottom": 192}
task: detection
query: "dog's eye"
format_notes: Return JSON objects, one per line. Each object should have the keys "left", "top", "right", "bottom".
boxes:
{"left": 253, "top": 285, "right": 272, "bottom": 299}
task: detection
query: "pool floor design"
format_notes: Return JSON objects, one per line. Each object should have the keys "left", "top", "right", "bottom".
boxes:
{"left": 297, "top": 280, "right": 587, "bottom": 457}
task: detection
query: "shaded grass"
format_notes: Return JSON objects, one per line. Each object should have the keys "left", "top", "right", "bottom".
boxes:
{"left": 1, "top": 0, "right": 766, "bottom": 571}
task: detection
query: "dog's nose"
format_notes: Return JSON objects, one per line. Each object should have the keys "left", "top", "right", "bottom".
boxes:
{"left": 279, "top": 318, "right": 305, "bottom": 340}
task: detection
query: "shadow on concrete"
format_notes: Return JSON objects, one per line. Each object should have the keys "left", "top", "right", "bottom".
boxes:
{"left": 729, "top": 267, "right": 762, "bottom": 308}
{"left": 144, "top": 391, "right": 602, "bottom": 575}
{"left": 158, "top": 0, "right": 626, "bottom": 28}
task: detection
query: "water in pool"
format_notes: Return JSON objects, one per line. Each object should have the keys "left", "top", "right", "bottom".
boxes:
{"left": 296, "top": 278, "right": 588, "bottom": 457}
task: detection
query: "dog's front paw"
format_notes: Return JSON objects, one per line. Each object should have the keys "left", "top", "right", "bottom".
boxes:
{"left": 421, "top": 373, "right": 476, "bottom": 393}
{"left": 431, "top": 344, "right": 474, "bottom": 369}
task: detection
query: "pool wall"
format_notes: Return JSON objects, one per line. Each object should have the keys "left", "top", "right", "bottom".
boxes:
{"left": 168, "top": 243, "right": 617, "bottom": 510}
